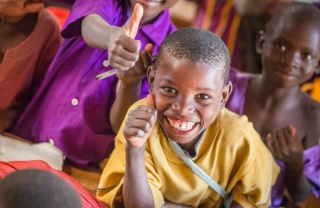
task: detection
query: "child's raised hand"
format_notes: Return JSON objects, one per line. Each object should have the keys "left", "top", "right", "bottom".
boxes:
{"left": 266, "top": 126, "right": 304, "bottom": 166}
{"left": 106, "top": 3, "right": 144, "bottom": 71}
{"left": 0, "top": 0, "right": 44, "bottom": 18}
{"left": 123, "top": 94, "right": 157, "bottom": 148}
{"left": 116, "top": 43, "right": 153, "bottom": 85}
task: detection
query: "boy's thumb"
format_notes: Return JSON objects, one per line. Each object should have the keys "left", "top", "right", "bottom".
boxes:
{"left": 147, "top": 94, "right": 155, "bottom": 107}
{"left": 125, "top": 3, "right": 144, "bottom": 39}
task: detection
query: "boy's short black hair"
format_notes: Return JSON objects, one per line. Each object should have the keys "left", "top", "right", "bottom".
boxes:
{"left": 0, "top": 169, "right": 81, "bottom": 208}
{"left": 154, "top": 27, "right": 231, "bottom": 85}
{"left": 266, "top": 2, "right": 320, "bottom": 34}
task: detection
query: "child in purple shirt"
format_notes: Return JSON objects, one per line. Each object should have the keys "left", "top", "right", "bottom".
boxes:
{"left": 11, "top": 0, "right": 178, "bottom": 169}
{"left": 226, "top": 2, "right": 320, "bottom": 207}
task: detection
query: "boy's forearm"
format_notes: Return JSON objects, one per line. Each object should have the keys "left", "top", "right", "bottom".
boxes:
{"left": 81, "top": 13, "right": 118, "bottom": 49}
{"left": 123, "top": 144, "right": 154, "bottom": 208}
{"left": 109, "top": 80, "right": 142, "bottom": 133}
{"left": 285, "top": 163, "right": 312, "bottom": 201}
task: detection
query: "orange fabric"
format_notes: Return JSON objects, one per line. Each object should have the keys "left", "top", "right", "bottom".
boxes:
{"left": 215, "top": 0, "right": 234, "bottom": 37}
{"left": 226, "top": 13, "right": 241, "bottom": 57}
{"left": 301, "top": 77, "right": 320, "bottom": 102}
{"left": 201, "top": 0, "right": 217, "bottom": 30}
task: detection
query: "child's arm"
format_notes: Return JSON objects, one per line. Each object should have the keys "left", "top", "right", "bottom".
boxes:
{"left": 122, "top": 94, "right": 157, "bottom": 208}
{"left": 266, "top": 126, "right": 312, "bottom": 202}
{"left": 93, "top": 3, "right": 151, "bottom": 133}
{"left": 81, "top": 3, "right": 143, "bottom": 71}
{"left": 110, "top": 44, "right": 153, "bottom": 133}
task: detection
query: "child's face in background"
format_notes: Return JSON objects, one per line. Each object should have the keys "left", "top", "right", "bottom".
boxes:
{"left": 130, "top": 0, "right": 179, "bottom": 25}
{"left": 259, "top": 18, "right": 320, "bottom": 88}
{"left": 148, "top": 53, "right": 231, "bottom": 146}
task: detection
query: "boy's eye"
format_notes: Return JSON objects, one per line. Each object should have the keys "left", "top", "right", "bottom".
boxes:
{"left": 275, "top": 43, "right": 286, "bottom": 52}
{"left": 301, "top": 53, "right": 312, "bottom": 61}
{"left": 163, "top": 87, "right": 177, "bottom": 94}
{"left": 197, "top": 94, "right": 210, "bottom": 100}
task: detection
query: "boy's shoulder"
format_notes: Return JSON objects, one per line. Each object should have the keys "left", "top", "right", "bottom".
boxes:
{"left": 207, "top": 109, "right": 273, "bottom": 164}
{"left": 301, "top": 92, "right": 320, "bottom": 119}
{"left": 214, "top": 108, "right": 262, "bottom": 145}
{"left": 301, "top": 93, "right": 320, "bottom": 137}
{"left": 218, "top": 108, "right": 255, "bottom": 130}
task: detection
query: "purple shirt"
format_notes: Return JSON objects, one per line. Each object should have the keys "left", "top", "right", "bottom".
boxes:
{"left": 12, "top": 0, "right": 176, "bottom": 168}
{"left": 226, "top": 70, "right": 320, "bottom": 206}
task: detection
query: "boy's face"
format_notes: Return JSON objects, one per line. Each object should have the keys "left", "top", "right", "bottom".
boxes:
{"left": 130, "top": 0, "right": 179, "bottom": 25}
{"left": 259, "top": 19, "right": 320, "bottom": 87}
{"left": 148, "top": 53, "right": 231, "bottom": 145}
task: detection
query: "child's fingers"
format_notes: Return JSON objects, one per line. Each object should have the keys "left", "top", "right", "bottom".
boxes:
{"left": 125, "top": 3, "right": 144, "bottom": 39}
{"left": 144, "top": 43, "right": 153, "bottom": 54}
{"left": 289, "top": 126, "right": 296, "bottom": 138}
{"left": 266, "top": 133, "right": 273, "bottom": 150}
{"left": 141, "top": 43, "right": 154, "bottom": 69}
{"left": 23, "top": 2, "right": 44, "bottom": 14}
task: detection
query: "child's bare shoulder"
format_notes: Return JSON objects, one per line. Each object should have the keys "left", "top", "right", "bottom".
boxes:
{"left": 301, "top": 92, "right": 320, "bottom": 145}
{"left": 302, "top": 92, "right": 320, "bottom": 117}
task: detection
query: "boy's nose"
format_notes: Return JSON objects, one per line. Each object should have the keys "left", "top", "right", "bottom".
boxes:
{"left": 281, "top": 51, "right": 300, "bottom": 68}
{"left": 172, "top": 98, "right": 195, "bottom": 116}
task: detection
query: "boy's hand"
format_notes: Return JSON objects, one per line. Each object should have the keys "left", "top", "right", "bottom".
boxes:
{"left": 266, "top": 126, "right": 303, "bottom": 166}
{"left": 0, "top": 0, "right": 44, "bottom": 17}
{"left": 107, "top": 3, "right": 144, "bottom": 71}
{"left": 116, "top": 43, "right": 153, "bottom": 85}
{"left": 123, "top": 94, "right": 157, "bottom": 148}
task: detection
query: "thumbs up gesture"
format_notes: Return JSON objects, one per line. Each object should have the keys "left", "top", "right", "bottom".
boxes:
{"left": 123, "top": 94, "right": 157, "bottom": 148}
{"left": 107, "top": 3, "right": 144, "bottom": 71}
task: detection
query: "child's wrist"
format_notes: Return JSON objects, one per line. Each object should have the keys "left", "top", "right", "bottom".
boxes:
{"left": 117, "top": 79, "right": 141, "bottom": 93}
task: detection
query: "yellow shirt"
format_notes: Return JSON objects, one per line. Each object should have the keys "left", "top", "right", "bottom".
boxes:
{"left": 97, "top": 99, "right": 280, "bottom": 208}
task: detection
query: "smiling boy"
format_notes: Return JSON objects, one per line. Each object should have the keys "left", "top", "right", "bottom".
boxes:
{"left": 226, "top": 2, "right": 320, "bottom": 207}
{"left": 97, "top": 27, "right": 279, "bottom": 208}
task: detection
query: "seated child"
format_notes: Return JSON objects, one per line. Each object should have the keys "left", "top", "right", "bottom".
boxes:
{"left": 0, "top": 0, "right": 61, "bottom": 133}
{"left": 96, "top": 27, "right": 280, "bottom": 208}
{"left": 0, "top": 168, "right": 81, "bottom": 208}
{"left": 226, "top": 2, "right": 320, "bottom": 207}
{"left": 0, "top": 160, "right": 107, "bottom": 208}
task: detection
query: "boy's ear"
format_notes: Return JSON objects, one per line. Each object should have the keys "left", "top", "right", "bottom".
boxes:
{"left": 147, "top": 65, "right": 155, "bottom": 93}
{"left": 220, "top": 81, "right": 233, "bottom": 108}
{"left": 256, "top": 30, "right": 265, "bottom": 54}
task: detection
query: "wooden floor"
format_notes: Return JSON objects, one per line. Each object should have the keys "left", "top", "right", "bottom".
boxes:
{"left": 63, "top": 163, "right": 102, "bottom": 195}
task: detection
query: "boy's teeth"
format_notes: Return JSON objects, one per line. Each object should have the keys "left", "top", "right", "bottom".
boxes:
{"left": 168, "top": 118, "right": 195, "bottom": 131}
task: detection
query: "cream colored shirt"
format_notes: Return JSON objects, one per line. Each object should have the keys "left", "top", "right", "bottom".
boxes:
{"left": 97, "top": 98, "right": 280, "bottom": 208}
